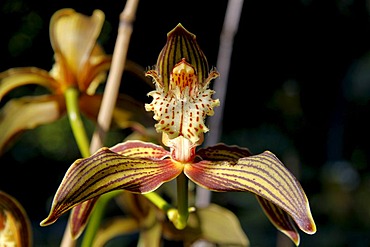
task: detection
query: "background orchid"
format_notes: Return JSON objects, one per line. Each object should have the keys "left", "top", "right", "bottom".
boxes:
{"left": 0, "top": 191, "right": 32, "bottom": 247}
{"left": 0, "top": 8, "right": 155, "bottom": 156}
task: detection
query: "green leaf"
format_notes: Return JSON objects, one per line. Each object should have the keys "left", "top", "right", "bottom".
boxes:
{"left": 162, "top": 203, "right": 249, "bottom": 246}
{"left": 194, "top": 203, "right": 249, "bottom": 246}
{"left": 92, "top": 217, "right": 140, "bottom": 247}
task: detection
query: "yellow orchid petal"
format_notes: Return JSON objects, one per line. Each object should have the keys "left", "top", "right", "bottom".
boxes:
{"left": 50, "top": 8, "right": 105, "bottom": 78}
{"left": 0, "top": 191, "right": 32, "bottom": 247}
{"left": 40, "top": 146, "right": 183, "bottom": 226}
{"left": 0, "top": 95, "right": 63, "bottom": 155}
{"left": 185, "top": 150, "right": 316, "bottom": 237}
{"left": 0, "top": 67, "right": 59, "bottom": 101}
{"left": 84, "top": 52, "right": 112, "bottom": 95}
{"left": 49, "top": 8, "right": 107, "bottom": 91}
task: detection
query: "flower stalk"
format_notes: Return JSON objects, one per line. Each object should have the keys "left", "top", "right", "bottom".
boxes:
{"left": 64, "top": 87, "right": 91, "bottom": 158}
{"left": 175, "top": 173, "right": 189, "bottom": 229}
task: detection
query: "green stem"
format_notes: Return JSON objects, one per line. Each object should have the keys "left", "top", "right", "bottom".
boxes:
{"left": 176, "top": 172, "right": 189, "bottom": 229}
{"left": 144, "top": 183, "right": 189, "bottom": 230}
{"left": 64, "top": 87, "right": 90, "bottom": 158}
{"left": 143, "top": 192, "right": 173, "bottom": 212}
{"left": 81, "top": 191, "right": 122, "bottom": 247}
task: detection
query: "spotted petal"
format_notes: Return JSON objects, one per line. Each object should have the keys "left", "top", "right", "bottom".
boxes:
{"left": 187, "top": 145, "right": 316, "bottom": 244}
{"left": 145, "top": 24, "right": 220, "bottom": 146}
{"left": 40, "top": 142, "right": 182, "bottom": 226}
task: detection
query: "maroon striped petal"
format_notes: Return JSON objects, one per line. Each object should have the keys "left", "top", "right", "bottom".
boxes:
{"left": 184, "top": 150, "right": 316, "bottom": 237}
{"left": 109, "top": 140, "right": 170, "bottom": 159}
{"left": 155, "top": 23, "right": 210, "bottom": 92}
{"left": 196, "top": 144, "right": 308, "bottom": 245}
{"left": 196, "top": 143, "right": 252, "bottom": 161}
{"left": 69, "top": 198, "right": 98, "bottom": 239}
{"left": 256, "top": 195, "right": 300, "bottom": 245}
{"left": 40, "top": 146, "right": 182, "bottom": 226}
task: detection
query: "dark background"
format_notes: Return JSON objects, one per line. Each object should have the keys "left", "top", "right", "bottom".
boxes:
{"left": 1, "top": 0, "right": 370, "bottom": 246}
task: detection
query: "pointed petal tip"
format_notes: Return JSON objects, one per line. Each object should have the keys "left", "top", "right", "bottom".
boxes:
{"left": 298, "top": 207, "right": 317, "bottom": 235}
{"left": 305, "top": 220, "right": 317, "bottom": 235}
{"left": 296, "top": 216, "right": 317, "bottom": 235}
{"left": 168, "top": 23, "right": 194, "bottom": 38}
{"left": 285, "top": 231, "right": 300, "bottom": 246}
{"left": 39, "top": 215, "right": 57, "bottom": 227}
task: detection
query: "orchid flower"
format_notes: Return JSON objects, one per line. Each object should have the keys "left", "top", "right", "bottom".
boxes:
{"left": 40, "top": 23, "right": 316, "bottom": 246}
{"left": 0, "top": 8, "right": 154, "bottom": 156}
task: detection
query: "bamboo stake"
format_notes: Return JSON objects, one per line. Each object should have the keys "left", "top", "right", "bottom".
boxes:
{"left": 60, "top": 1, "right": 139, "bottom": 246}
{"left": 90, "top": 0, "right": 139, "bottom": 153}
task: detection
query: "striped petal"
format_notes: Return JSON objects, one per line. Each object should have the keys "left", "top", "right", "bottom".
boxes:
{"left": 155, "top": 23, "right": 210, "bottom": 92}
{"left": 195, "top": 144, "right": 308, "bottom": 245}
{"left": 196, "top": 143, "right": 252, "bottom": 161}
{"left": 256, "top": 196, "right": 300, "bottom": 245}
{"left": 69, "top": 198, "right": 98, "bottom": 239}
{"left": 109, "top": 140, "right": 170, "bottom": 159}
{"left": 40, "top": 146, "right": 182, "bottom": 226}
{"left": 185, "top": 149, "right": 316, "bottom": 238}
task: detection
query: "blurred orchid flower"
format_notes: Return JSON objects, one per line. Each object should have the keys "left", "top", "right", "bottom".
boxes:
{"left": 0, "top": 191, "right": 32, "bottom": 247}
{"left": 0, "top": 8, "right": 153, "bottom": 155}
{"left": 40, "top": 24, "right": 316, "bottom": 246}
